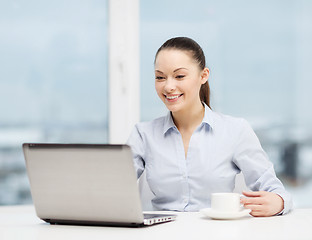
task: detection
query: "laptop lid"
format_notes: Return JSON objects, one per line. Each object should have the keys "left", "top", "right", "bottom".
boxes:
{"left": 23, "top": 143, "right": 175, "bottom": 227}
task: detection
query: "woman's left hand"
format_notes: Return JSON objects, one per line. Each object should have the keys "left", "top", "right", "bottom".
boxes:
{"left": 240, "top": 191, "right": 284, "bottom": 217}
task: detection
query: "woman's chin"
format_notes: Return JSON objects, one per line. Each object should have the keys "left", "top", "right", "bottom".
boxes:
{"left": 165, "top": 104, "right": 182, "bottom": 113}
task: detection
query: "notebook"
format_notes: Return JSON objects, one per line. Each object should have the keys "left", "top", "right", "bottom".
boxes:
{"left": 23, "top": 143, "right": 176, "bottom": 227}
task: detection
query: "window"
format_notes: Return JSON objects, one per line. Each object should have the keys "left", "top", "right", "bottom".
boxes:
{"left": 0, "top": 1, "right": 108, "bottom": 205}
{"left": 140, "top": 0, "right": 312, "bottom": 207}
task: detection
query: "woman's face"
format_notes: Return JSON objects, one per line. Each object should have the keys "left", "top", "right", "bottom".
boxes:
{"left": 154, "top": 49, "right": 208, "bottom": 114}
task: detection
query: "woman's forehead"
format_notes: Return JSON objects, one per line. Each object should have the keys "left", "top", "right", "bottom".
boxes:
{"left": 155, "top": 49, "right": 196, "bottom": 69}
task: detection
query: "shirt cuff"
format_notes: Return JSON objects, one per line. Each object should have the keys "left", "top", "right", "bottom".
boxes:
{"left": 275, "top": 191, "right": 293, "bottom": 215}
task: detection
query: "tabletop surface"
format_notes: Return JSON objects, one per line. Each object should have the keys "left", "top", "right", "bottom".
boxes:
{"left": 0, "top": 205, "right": 311, "bottom": 240}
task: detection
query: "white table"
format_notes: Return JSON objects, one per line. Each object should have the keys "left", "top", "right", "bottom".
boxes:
{"left": 0, "top": 205, "right": 311, "bottom": 240}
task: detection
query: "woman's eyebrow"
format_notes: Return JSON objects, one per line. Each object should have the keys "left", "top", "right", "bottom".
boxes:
{"left": 155, "top": 68, "right": 188, "bottom": 74}
{"left": 173, "top": 67, "right": 188, "bottom": 72}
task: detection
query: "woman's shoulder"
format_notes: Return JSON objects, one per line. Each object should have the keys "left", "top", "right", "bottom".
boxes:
{"left": 128, "top": 116, "right": 168, "bottom": 144}
{"left": 134, "top": 115, "right": 167, "bottom": 132}
{"left": 208, "top": 111, "right": 258, "bottom": 147}
{"left": 209, "top": 110, "right": 252, "bottom": 135}
{"left": 211, "top": 110, "right": 248, "bottom": 126}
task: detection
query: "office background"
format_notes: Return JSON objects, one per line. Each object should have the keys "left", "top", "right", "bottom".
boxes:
{"left": 0, "top": 0, "right": 311, "bottom": 207}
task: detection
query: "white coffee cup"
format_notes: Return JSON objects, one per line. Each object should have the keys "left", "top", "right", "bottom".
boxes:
{"left": 211, "top": 193, "right": 241, "bottom": 212}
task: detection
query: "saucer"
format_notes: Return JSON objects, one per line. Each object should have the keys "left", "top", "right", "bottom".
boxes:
{"left": 200, "top": 208, "right": 251, "bottom": 220}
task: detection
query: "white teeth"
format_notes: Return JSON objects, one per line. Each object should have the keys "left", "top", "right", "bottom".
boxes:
{"left": 166, "top": 95, "right": 181, "bottom": 100}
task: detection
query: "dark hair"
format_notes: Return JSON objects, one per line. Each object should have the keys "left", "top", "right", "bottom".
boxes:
{"left": 155, "top": 37, "right": 211, "bottom": 108}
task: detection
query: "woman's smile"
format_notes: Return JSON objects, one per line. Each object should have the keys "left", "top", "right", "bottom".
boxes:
{"left": 164, "top": 93, "right": 184, "bottom": 102}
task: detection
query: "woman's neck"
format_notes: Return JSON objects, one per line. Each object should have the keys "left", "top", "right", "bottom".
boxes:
{"left": 172, "top": 101, "right": 205, "bottom": 132}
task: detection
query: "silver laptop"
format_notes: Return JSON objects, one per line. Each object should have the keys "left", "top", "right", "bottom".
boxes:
{"left": 23, "top": 143, "right": 176, "bottom": 227}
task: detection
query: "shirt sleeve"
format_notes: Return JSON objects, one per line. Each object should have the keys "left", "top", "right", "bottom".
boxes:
{"left": 232, "top": 119, "right": 293, "bottom": 215}
{"left": 126, "top": 124, "right": 145, "bottom": 179}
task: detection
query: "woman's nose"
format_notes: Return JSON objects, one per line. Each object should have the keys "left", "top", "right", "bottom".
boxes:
{"left": 164, "top": 78, "right": 176, "bottom": 92}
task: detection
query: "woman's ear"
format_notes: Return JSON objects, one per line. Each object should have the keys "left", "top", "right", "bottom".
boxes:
{"left": 201, "top": 67, "right": 210, "bottom": 84}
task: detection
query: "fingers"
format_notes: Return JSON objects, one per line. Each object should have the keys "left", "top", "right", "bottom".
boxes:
{"left": 242, "top": 200, "right": 268, "bottom": 217}
{"left": 243, "top": 204, "right": 262, "bottom": 211}
{"left": 240, "top": 191, "right": 264, "bottom": 205}
{"left": 241, "top": 195, "right": 265, "bottom": 216}
{"left": 249, "top": 210, "right": 267, "bottom": 217}
{"left": 241, "top": 191, "right": 264, "bottom": 216}
{"left": 240, "top": 197, "right": 263, "bottom": 205}
{"left": 242, "top": 190, "right": 265, "bottom": 197}
{"left": 240, "top": 191, "right": 281, "bottom": 217}
{"left": 247, "top": 206, "right": 271, "bottom": 217}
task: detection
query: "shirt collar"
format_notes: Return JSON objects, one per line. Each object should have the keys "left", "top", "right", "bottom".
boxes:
{"left": 202, "top": 103, "right": 215, "bottom": 129}
{"left": 163, "top": 103, "right": 214, "bottom": 135}
{"left": 163, "top": 111, "right": 176, "bottom": 135}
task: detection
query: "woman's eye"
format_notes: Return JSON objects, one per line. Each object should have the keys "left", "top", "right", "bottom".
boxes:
{"left": 176, "top": 75, "right": 185, "bottom": 79}
{"left": 155, "top": 76, "right": 165, "bottom": 81}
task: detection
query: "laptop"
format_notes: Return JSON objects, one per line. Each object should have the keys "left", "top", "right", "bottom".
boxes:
{"left": 23, "top": 143, "right": 176, "bottom": 227}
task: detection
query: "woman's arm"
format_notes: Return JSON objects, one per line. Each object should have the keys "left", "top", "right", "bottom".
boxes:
{"left": 233, "top": 119, "right": 293, "bottom": 216}
{"left": 127, "top": 124, "right": 146, "bottom": 179}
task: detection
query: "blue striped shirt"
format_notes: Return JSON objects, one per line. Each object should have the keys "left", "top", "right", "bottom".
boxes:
{"left": 127, "top": 104, "right": 292, "bottom": 213}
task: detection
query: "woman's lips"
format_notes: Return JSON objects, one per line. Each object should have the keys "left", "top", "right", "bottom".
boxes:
{"left": 164, "top": 94, "right": 183, "bottom": 102}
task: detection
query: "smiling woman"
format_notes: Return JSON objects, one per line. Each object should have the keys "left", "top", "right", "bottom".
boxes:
{"left": 154, "top": 37, "right": 211, "bottom": 110}
{"left": 127, "top": 37, "right": 293, "bottom": 217}
{"left": 154, "top": 56, "right": 208, "bottom": 114}
{"left": 139, "top": 1, "right": 312, "bottom": 210}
